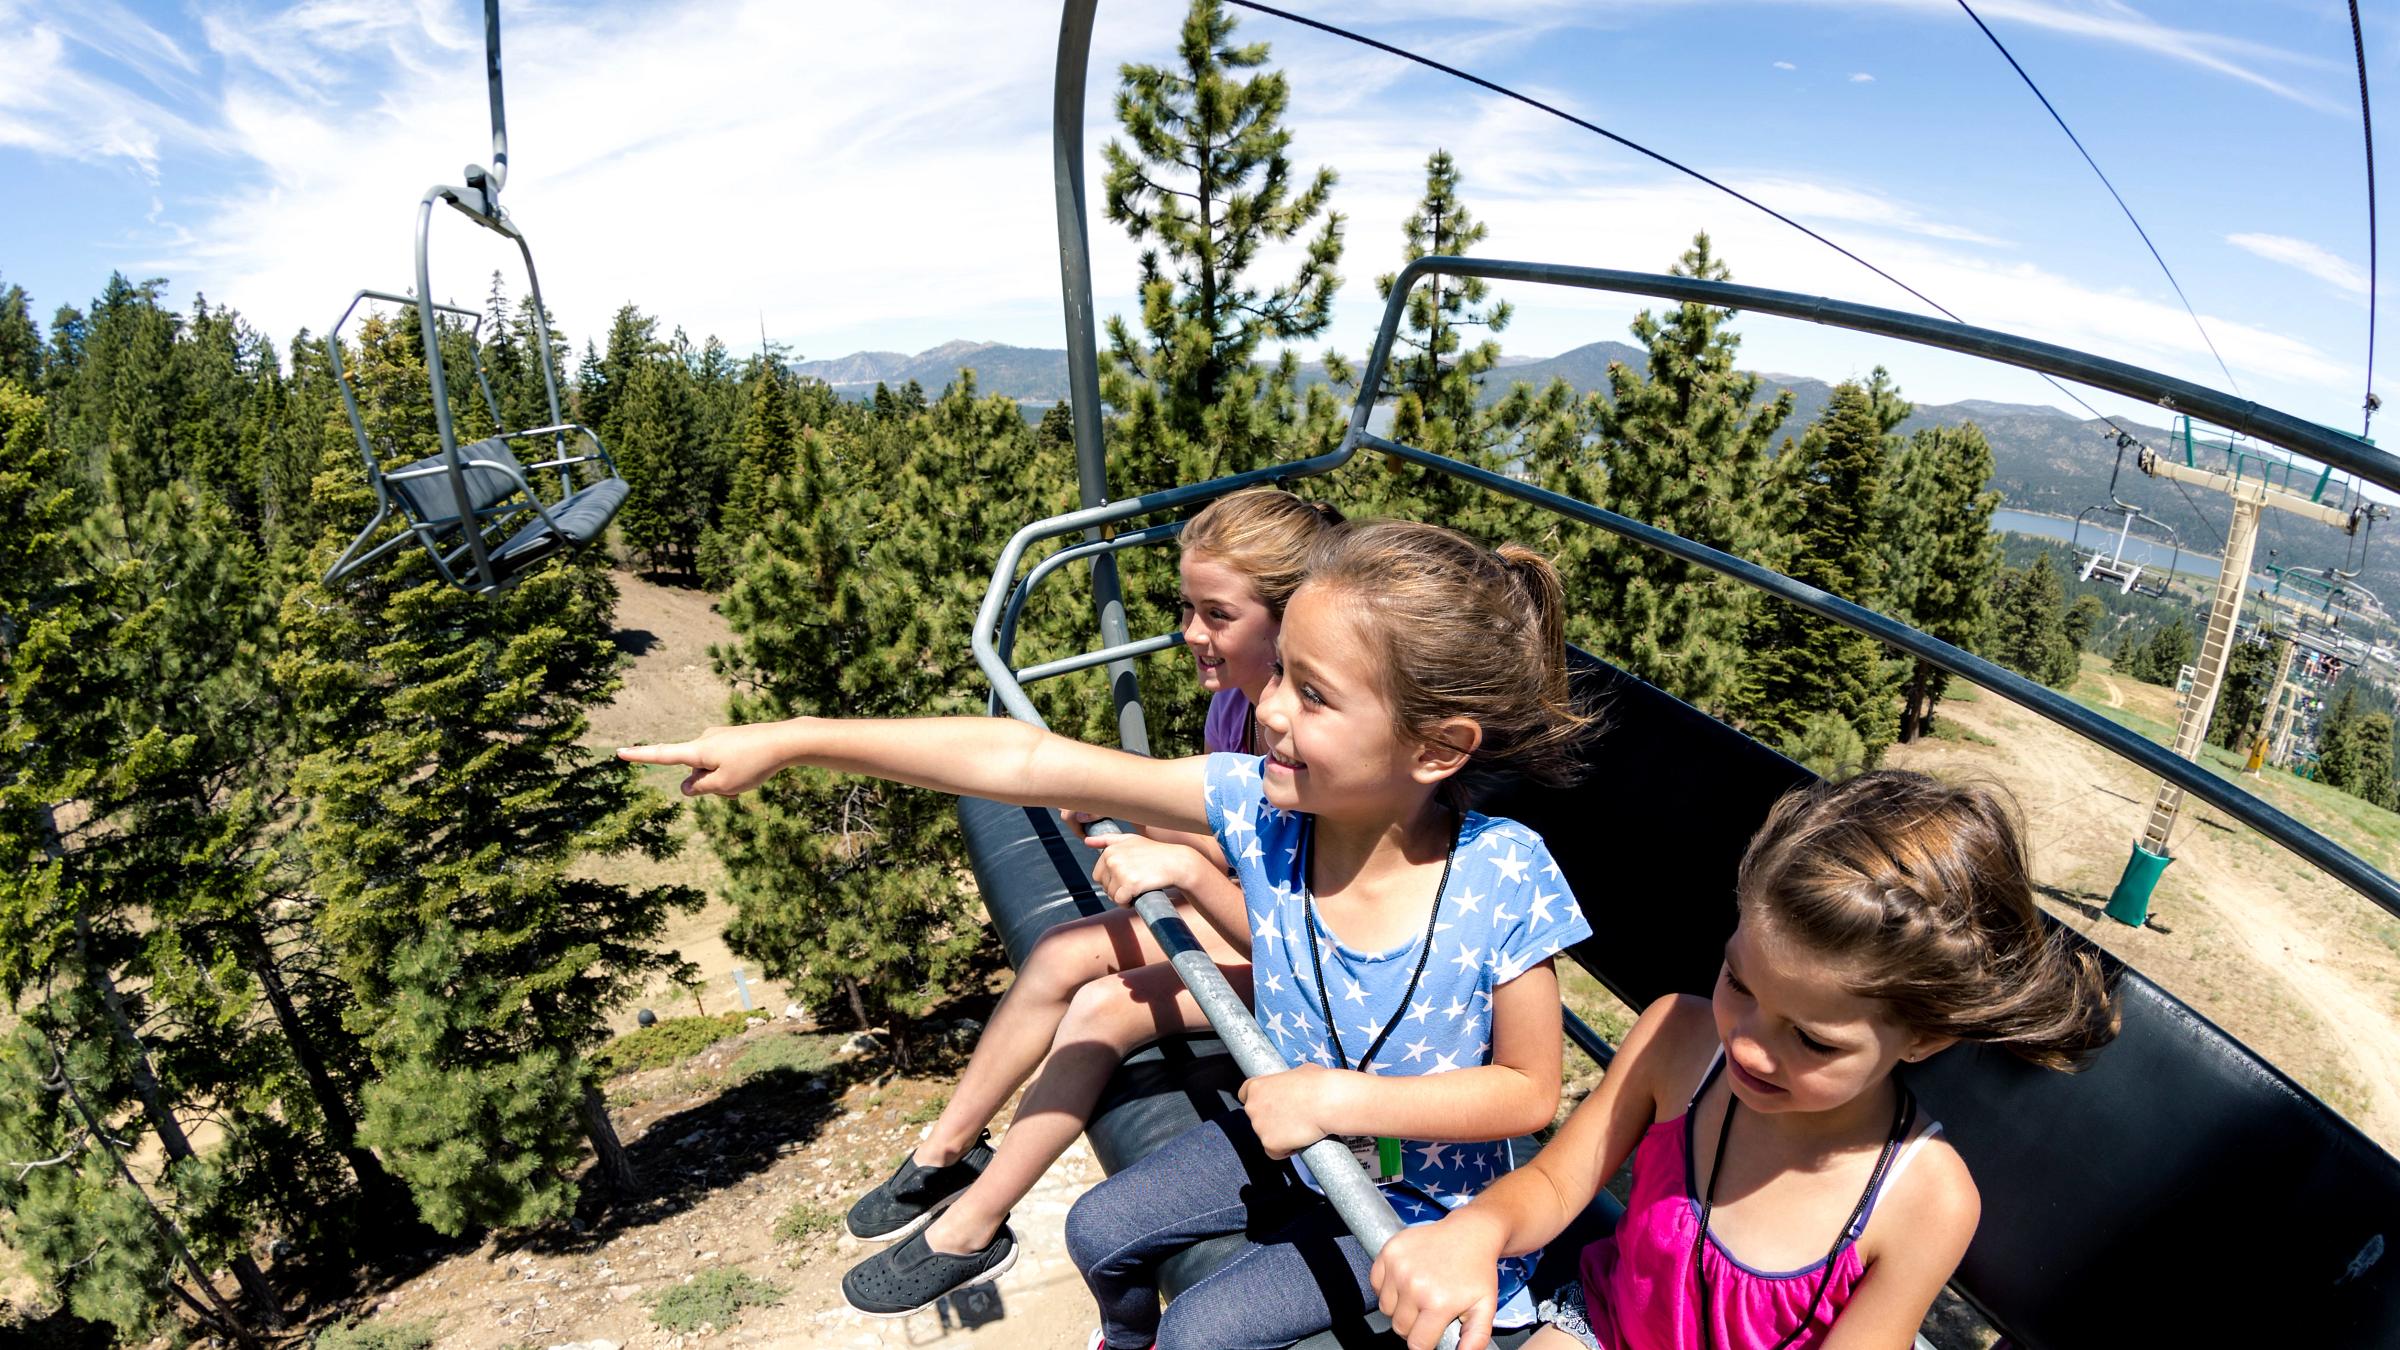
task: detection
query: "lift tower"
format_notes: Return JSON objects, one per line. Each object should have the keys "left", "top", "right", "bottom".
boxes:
{"left": 2106, "top": 419, "right": 2379, "bottom": 924}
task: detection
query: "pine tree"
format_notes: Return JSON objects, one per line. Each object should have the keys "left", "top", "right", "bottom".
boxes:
{"left": 2316, "top": 680, "right": 2370, "bottom": 794}
{"left": 0, "top": 276, "right": 40, "bottom": 387}
{"left": 2064, "top": 594, "right": 2106, "bottom": 651}
{"left": 0, "top": 381, "right": 290, "bottom": 1338}
{"left": 2110, "top": 627, "right": 2139, "bottom": 672}
{"left": 698, "top": 354, "right": 800, "bottom": 590}
{"left": 1737, "top": 382, "right": 1900, "bottom": 758}
{"left": 1990, "top": 555, "right": 2080, "bottom": 688}
{"left": 1528, "top": 234, "right": 1792, "bottom": 715}
{"left": 1887, "top": 423, "right": 2001, "bottom": 741}
{"left": 2210, "top": 638, "right": 2280, "bottom": 752}
{"left": 704, "top": 380, "right": 1071, "bottom": 1057}
{"left": 579, "top": 304, "right": 657, "bottom": 449}
{"left": 2351, "top": 713, "right": 2398, "bottom": 809}
{"left": 1375, "top": 150, "right": 1510, "bottom": 453}
{"left": 52, "top": 276, "right": 187, "bottom": 504}
{"left": 2132, "top": 614, "right": 2195, "bottom": 686}
{"left": 1100, "top": 0, "right": 1343, "bottom": 472}
{"left": 612, "top": 341, "right": 713, "bottom": 576}
{"left": 283, "top": 318, "right": 699, "bottom": 1230}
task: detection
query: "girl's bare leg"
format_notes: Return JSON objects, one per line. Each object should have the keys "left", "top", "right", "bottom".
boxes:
{"left": 924, "top": 960, "right": 1252, "bottom": 1254}
{"left": 912, "top": 902, "right": 1244, "bottom": 1168}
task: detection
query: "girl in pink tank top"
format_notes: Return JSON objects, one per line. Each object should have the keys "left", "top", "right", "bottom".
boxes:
{"left": 1367, "top": 771, "right": 2121, "bottom": 1350}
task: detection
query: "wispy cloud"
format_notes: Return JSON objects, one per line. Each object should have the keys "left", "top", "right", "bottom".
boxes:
{"left": 1816, "top": 0, "right": 2338, "bottom": 110}
{"left": 0, "top": 0, "right": 2365, "bottom": 426}
{"left": 2227, "top": 233, "right": 2368, "bottom": 296}
{"left": 1849, "top": 72, "right": 1875, "bottom": 82}
{"left": 0, "top": 7, "right": 225, "bottom": 180}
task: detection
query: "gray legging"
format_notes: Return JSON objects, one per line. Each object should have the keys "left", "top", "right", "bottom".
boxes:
{"left": 1065, "top": 1111, "right": 1379, "bottom": 1350}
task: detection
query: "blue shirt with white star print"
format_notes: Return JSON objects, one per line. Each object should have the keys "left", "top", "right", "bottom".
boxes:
{"left": 1203, "top": 752, "right": 1593, "bottom": 1327}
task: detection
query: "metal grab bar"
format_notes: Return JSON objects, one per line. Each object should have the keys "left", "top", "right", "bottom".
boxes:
{"left": 1087, "top": 821, "right": 1426, "bottom": 1330}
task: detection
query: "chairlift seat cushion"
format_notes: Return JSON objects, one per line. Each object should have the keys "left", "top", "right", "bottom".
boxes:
{"left": 386, "top": 436, "right": 538, "bottom": 522}
{"left": 958, "top": 652, "right": 2400, "bottom": 1348}
{"left": 489, "top": 475, "right": 628, "bottom": 567}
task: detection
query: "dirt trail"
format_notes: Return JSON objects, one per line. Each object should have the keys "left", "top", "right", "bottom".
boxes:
{"left": 583, "top": 571, "right": 796, "bottom": 1033}
{"left": 2098, "top": 674, "right": 2125, "bottom": 709}
{"left": 1892, "top": 675, "right": 2400, "bottom": 1148}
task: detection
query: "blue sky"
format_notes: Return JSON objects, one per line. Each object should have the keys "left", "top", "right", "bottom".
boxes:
{"left": 2, "top": 0, "right": 2394, "bottom": 442}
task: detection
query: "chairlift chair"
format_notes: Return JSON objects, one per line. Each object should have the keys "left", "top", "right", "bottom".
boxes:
{"left": 322, "top": 0, "right": 626, "bottom": 596}
{"left": 2068, "top": 442, "right": 2182, "bottom": 598}
{"left": 943, "top": 9, "right": 2400, "bottom": 1345}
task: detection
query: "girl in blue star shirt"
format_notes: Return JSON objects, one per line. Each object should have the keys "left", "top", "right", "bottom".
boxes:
{"left": 1063, "top": 520, "right": 1597, "bottom": 1349}
{"left": 621, "top": 519, "right": 1595, "bottom": 1348}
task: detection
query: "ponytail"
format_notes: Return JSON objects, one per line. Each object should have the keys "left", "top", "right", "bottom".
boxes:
{"left": 1304, "top": 521, "right": 1600, "bottom": 808}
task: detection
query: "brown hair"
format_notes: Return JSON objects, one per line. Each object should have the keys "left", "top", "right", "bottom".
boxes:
{"left": 1179, "top": 488, "right": 1346, "bottom": 616}
{"left": 1301, "top": 519, "right": 1596, "bottom": 808}
{"left": 1736, "top": 770, "right": 2120, "bottom": 1071}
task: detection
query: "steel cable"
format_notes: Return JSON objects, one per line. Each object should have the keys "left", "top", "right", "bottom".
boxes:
{"left": 1223, "top": 0, "right": 2179, "bottom": 470}
{"left": 1955, "top": 0, "right": 2242, "bottom": 397}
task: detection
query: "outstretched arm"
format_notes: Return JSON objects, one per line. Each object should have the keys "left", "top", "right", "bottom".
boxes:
{"left": 619, "top": 716, "right": 1213, "bottom": 835}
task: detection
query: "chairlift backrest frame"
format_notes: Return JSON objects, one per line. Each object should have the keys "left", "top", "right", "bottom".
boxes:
{"left": 2069, "top": 501, "right": 2180, "bottom": 596}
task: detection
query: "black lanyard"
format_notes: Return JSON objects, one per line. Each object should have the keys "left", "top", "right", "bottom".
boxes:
{"left": 1298, "top": 814, "right": 1458, "bottom": 1074}
{"left": 1692, "top": 1075, "right": 1914, "bottom": 1350}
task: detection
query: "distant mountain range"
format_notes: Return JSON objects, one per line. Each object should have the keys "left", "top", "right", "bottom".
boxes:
{"left": 792, "top": 340, "right": 1076, "bottom": 401}
{"left": 789, "top": 340, "right": 2398, "bottom": 603}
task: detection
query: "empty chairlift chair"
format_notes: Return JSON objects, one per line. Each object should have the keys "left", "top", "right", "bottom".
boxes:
{"left": 323, "top": 291, "right": 629, "bottom": 594}
{"left": 322, "top": 0, "right": 626, "bottom": 596}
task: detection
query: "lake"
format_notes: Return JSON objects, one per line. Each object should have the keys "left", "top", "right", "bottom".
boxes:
{"left": 1992, "top": 507, "right": 2222, "bottom": 583}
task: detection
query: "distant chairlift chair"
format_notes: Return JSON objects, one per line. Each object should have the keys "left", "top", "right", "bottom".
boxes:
{"left": 2071, "top": 502, "right": 2180, "bottom": 597}
{"left": 322, "top": 0, "right": 626, "bottom": 596}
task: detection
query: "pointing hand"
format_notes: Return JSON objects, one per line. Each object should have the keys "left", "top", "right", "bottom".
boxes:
{"left": 617, "top": 724, "right": 793, "bottom": 797}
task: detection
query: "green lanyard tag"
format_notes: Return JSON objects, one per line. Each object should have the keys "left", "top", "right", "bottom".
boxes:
{"left": 1340, "top": 1134, "right": 1404, "bottom": 1182}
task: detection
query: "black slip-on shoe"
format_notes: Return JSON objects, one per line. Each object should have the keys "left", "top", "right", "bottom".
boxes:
{"left": 843, "top": 1133, "right": 995, "bottom": 1241}
{"left": 840, "top": 1218, "right": 1018, "bottom": 1318}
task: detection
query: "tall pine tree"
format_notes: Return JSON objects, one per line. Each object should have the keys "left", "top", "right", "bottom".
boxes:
{"left": 1990, "top": 555, "right": 2080, "bottom": 689}
{"left": 283, "top": 316, "right": 699, "bottom": 1230}
{"left": 1737, "top": 382, "right": 1900, "bottom": 759}
{"left": 1100, "top": 0, "right": 1344, "bottom": 477}
{"left": 1375, "top": 149, "right": 1511, "bottom": 454}
{"left": 704, "top": 380, "right": 1075, "bottom": 1057}
{"left": 1886, "top": 423, "right": 2001, "bottom": 741}
{"left": 1528, "top": 234, "right": 1792, "bottom": 716}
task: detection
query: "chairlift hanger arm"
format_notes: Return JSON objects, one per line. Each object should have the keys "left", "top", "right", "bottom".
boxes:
{"left": 2136, "top": 448, "right": 2361, "bottom": 532}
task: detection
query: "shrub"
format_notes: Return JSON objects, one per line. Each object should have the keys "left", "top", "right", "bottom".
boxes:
{"left": 648, "top": 1268, "right": 784, "bottom": 1332}
{"left": 593, "top": 1011, "right": 752, "bottom": 1078}
{"left": 316, "top": 1317, "right": 436, "bottom": 1350}
{"left": 726, "top": 1031, "right": 838, "bottom": 1084}
{"left": 773, "top": 1201, "right": 840, "bottom": 1245}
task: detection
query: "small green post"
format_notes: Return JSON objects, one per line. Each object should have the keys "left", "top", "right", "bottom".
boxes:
{"left": 2106, "top": 841, "right": 2172, "bottom": 927}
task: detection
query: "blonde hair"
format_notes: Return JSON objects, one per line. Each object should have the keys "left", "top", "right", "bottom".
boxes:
{"left": 1180, "top": 488, "right": 1345, "bottom": 616}
{"left": 1300, "top": 520, "right": 1596, "bottom": 808}
{"left": 1736, "top": 770, "right": 2120, "bottom": 1071}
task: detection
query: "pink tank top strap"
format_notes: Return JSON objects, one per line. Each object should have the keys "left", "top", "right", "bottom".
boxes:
{"left": 1576, "top": 1051, "right": 1934, "bottom": 1350}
